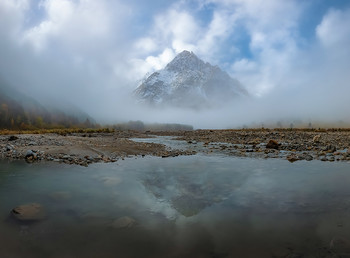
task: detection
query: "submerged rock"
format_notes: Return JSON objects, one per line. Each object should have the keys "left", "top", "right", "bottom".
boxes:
{"left": 101, "top": 176, "right": 122, "bottom": 186}
{"left": 50, "top": 191, "right": 71, "bottom": 201}
{"left": 111, "top": 216, "right": 136, "bottom": 229}
{"left": 11, "top": 203, "right": 46, "bottom": 221}
{"left": 330, "top": 236, "right": 350, "bottom": 254}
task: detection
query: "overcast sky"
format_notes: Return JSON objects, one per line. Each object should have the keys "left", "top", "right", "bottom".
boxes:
{"left": 1, "top": 0, "right": 350, "bottom": 127}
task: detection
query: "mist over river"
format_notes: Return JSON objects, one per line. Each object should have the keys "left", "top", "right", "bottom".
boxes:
{"left": 1, "top": 147, "right": 350, "bottom": 257}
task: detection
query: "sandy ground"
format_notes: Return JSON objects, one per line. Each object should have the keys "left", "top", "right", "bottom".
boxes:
{"left": 1, "top": 129, "right": 350, "bottom": 165}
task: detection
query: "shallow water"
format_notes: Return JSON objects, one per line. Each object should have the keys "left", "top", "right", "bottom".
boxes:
{"left": 1, "top": 153, "right": 350, "bottom": 257}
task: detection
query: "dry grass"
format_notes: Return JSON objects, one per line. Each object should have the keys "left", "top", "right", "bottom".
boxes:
{"left": 0, "top": 128, "right": 115, "bottom": 136}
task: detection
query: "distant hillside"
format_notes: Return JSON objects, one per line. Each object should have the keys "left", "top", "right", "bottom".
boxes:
{"left": 0, "top": 80, "right": 96, "bottom": 130}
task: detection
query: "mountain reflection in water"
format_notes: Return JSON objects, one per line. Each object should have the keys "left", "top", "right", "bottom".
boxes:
{"left": 1, "top": 155, "right": 350, "bottom": 257}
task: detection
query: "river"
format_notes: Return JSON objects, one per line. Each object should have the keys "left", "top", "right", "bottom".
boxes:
{"left": 1, "top": 137, "right": 350, "bottom": 257}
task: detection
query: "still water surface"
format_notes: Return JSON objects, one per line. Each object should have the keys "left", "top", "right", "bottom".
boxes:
{"left": 1, "top": 152, "right": 350, "bottom": 257}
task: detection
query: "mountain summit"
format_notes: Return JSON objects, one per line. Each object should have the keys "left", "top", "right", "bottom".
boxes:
{"left": 134, "top": 50, "right": 247, "bottom": 108}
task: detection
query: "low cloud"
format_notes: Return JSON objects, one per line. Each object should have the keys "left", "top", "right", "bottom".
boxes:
{"left": 0, "top": 0, "right": 349, "bottom": 128}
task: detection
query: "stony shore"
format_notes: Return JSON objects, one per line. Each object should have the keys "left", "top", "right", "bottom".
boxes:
{"left": 1, "top": 129, "right": 350, "bottom": 165}
{"left": 0, "top": 131, "right": 195, "bottom": 166}
{"left": 154, "top": 129, "right": 350, "bottom": 162}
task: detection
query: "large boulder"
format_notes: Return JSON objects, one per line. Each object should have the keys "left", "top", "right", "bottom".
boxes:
{"left": 11, "top": 203, "right": 46, "bottom": 221}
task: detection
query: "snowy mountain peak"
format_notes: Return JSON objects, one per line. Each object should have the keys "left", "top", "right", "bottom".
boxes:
{"left": 165, "top": 50, "right": 207, "bottom": 72}
{"left": 134, "top": 51, "right": 247, "bottom": 108}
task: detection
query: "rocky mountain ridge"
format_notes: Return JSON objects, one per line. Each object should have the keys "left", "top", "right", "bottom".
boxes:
{"left": 134, "top": 50, "right": 247, "bottom": 108}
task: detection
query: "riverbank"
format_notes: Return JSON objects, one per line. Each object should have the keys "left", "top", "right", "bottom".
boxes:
{"left": 156, "top": 129, "right": 350, "bottom": 162}
{"left": 0, "top": 131, "right": 194, "bottom": 166}
{"left": 1, "top": 129, "right": 350, "bottom": 165}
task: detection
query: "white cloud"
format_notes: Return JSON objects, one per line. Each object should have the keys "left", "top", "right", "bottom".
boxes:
{"left": 131, "top": 0, "right": 303, "bottom": 96}
{"left": 145, "top": 48, "right": 175, "bottom": 70}
{"left": 156, "top": 10, "right": 199, "bottom": 43}
{"left": 134, "top": 37, "right": 158, "bottom": 54}
{"left": 1, "top": 0, "right": 350, "bottom": 127}
{"left": 22, "top": 0, "right": 124, "bottom": 52}
{"left": 129, "top": 5, "right": 236, "bottom": 78}
{"left": 0, "top": 0, "right": 29, "bottom": 38}
{"left": 128, "top": 7, "right": 201, "bottom": 79}
{"left": 316, "top": 8, "right": 350, "bottom": 49}
{"left": 128, "top": 48, "right": 176, "bottom": 81}
{"left": 196, "top": 10, "right": 238, "bottom": 61}
{"left": 195, "top": 0, "right": 301, "bottom": 95}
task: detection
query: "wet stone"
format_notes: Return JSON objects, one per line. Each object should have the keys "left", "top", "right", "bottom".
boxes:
{"left": 101, "top": 176, "right": 122, "bottom": 186}
{"left": 25, "top": 150, "right": 37, "bottom": 161}
{"left": 11, "top": 203, "right": 46, "bottom": 221}
{"left": 320, "top": 157, "right": 327, "bottom": 161}
{"left": 287, "top": 155, "right": 299, "bottom": 163}
{"left": 50, "top": 191, "right": 72, "bottom": 201}
{"left": 304, "top": 154, "right": 313, "bottom": 161}
{"left": 111, "top": 216, "right": 136, "bottom": 229}
{"left": 330, "top": 236, "right": 350, "bottom": 254}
